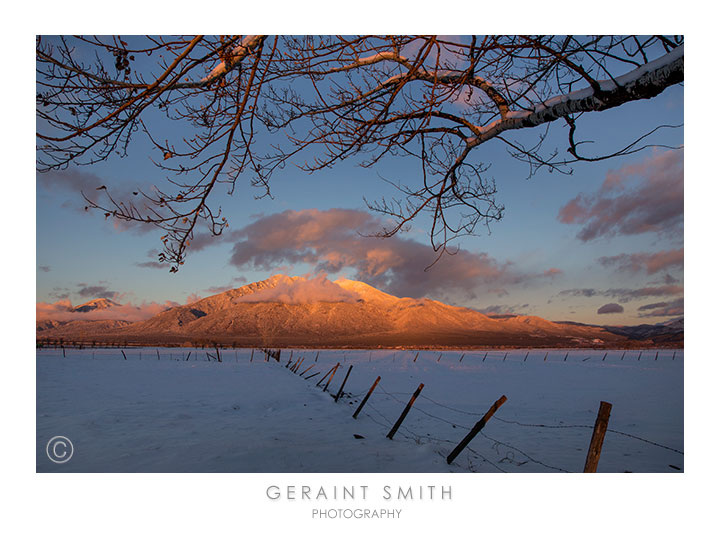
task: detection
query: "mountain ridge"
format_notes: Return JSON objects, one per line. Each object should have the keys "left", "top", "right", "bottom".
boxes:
{"left": 36, "top": 276, "right": 683, "bottom": 348}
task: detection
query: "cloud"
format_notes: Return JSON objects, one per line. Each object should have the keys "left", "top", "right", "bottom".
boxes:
{"left": 36, "top": 299, "right": 178, "bottom": 323}
{"left": 598, "top": 248, "right": 683, "bottom": 275}
{"left": 225, "top": 208, "right": 558, "bottom": 300}
{"left": 37, "top": 168, "right": 105, "bottom": 204}
{"left": 598, "top": 303, "right": 624, "bottom": 314}
{"left": 236, "top": 274, "right": 360, "bottom": 304}
{"left": 474, "top": 303, "right": 530, "bottom": 316}
{"left": 37, "top": 169, "right": 157, "bottom": 235}
{"left": 558, "top": 284, "right": 683, "bottom": 303}
{"left": 558, "top": 149, "right": 683, "bottom": 241}
{"left": 186, "top": 293, "right": 202, "bottom": 305}
{"left": 637, "top": 298, "right": 684, "bottom": 318}
{"left": 76, "top": 283, "right": 119, "bottom": 300}
{"left": 602, "top": 285, "right": 683, "bottom": 303}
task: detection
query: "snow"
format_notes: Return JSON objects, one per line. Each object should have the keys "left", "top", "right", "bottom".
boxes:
{"left": 468, "top": 45, "right": 684, "bottom": 145}
{"left": 201, "top": 35, "right": 265, "bottom": 85}
{"left": 37, "top": 348, "right": 683, "bottom": 473}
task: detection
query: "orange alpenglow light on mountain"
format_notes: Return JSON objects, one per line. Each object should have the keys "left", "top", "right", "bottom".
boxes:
{"left": 36, "top": 275, "right": 682, "bottom": 348}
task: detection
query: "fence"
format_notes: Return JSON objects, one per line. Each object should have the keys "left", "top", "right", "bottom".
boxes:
{"left": 258, "top": 348, "right": 685, "bottom": 473}
{"left": 36, "top": 346, "right": 684, "bottom": 472}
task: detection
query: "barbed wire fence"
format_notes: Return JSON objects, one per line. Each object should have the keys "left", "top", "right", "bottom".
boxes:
{"left": 273, "top": 349, "right": 684, "bottom": 473}
{"left": 37, "top": 346, "right": 683, "bottom": 472}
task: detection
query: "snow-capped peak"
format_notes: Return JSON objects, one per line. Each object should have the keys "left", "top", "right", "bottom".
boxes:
{"left": 72, "top": 298, "right": 119, "bottom": 313}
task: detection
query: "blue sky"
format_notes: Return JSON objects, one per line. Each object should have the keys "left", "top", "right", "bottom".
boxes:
{"left": 36, "top": 38, "right": 684, "bottom": 326}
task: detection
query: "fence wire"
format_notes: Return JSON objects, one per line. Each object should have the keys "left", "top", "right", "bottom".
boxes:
{"left": 41, "top": 347, "right": 684, "bottom": 472}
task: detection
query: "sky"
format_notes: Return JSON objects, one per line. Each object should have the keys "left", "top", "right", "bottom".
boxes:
{"left": 35, "top": 37, "right": 685, "bottom": 327}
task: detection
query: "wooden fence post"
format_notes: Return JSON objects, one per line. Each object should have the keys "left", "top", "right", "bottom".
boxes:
{"left": 353, "top": 376, "right": 381, "bottom": 419}
{"left": 503, "top": 352, "right": 508, "bottom": 361}
{"left": 602, "top": 352, "right": 607, "bottom": 361}
{"left": 316, "top": 364, "right": 337, "bottom": 388}
{"left": 544, "top": 352, "right": 548, "bottom": 361}
{"left": 483, "top": 352, "right": 487, "bottom": 362}
{"left": 414, "top": 352, "right": 419, "bottom": 362}
{"left": 157, "top": 348, "right": 160, "bottom": 360}
{"left": 250, "top": 348, "right": 254, "bottom": 362}
{"left": 583, "top": 401, "right": 613, "bottom": 473}
{"left": 386, "top": 383, "right": 424, "bottom": 440}
{"left": 437, "top": 353, "right": 442, "bottom": 362}
{"left": 655, "top": 351, "right": 659, "bottom": 361}
{"left": 564, "top": 352, "right": 569, "bottom": 361}
{"left": 460, "top": 353, "right": 465, "bottom": 362}
{"left": 304, "top": 371, "right": 320, "bottom": 381}
{"left": 323, "top": 363, "right": 340, "bottom": 392}
{"left": 447, "top": 395, "right": 507, "bottom": 464}
{"left": 333, "top": 365, "right": 353, "bottom": 402}
{"left": 299, "top": 363, "right": 315, "bottom": 377}
{"left": 121, "top": 349, "right": 127, "bottom": 360}
{"left": 293, "top": 357, "right": 305, "bottom": 373}
{"left": 672, "top": 351, "right": 676, "bottom": 360}
{"left": 524, "top": 351, "right": 529, "bottom": 362}
{"left": 315, "top": 351, "right": 319, "bottom": 362}
{"left": 638, "top": 351, "right": 643, "bottom": 361}
{"left": 215, "top": 346, "right": 222, "bottom": 363}
{"left": 621, "top": 351, "right": 625, "bottom": 360}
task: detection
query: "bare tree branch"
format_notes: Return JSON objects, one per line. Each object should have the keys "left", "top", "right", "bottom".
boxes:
{"left": 36, "top": 35, "right": 684, "bottom": 269}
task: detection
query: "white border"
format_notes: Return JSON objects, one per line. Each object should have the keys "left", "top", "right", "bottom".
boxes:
{"left": 9, "top": 3, "right": 714, "bottom": 533}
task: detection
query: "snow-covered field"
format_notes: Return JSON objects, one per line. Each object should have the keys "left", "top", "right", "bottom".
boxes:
{"left": 36, "top": 348, "right": 683, "bottom": 473}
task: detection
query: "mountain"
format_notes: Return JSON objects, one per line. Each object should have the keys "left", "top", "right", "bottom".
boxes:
{"left": 36, "top": 319, "right": 132, "bottom": 337}
{"left": 604, "top": 317, "right": 684, "bottom": 343}
{"left": 36, "top": 275, "right": 677, "bottom": 348}
{"left": 71, "top": 298, "right": 119, "bottom": 313}
{"left": 37, "top": 298, "right": 129, "bottom": 338}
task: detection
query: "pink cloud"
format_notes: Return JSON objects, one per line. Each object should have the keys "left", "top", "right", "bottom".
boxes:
{"left": 236, "top": 274, "right": 359, "bottom": 304}
{"left": 597, "top": 303, "right": 624, "bottom": 314}
{"left": 558, "top": 149, "right": 683, "bottom": 241}
{"left": 598, "top": 248, "right": 683, "bottom": 275}
{"left": 185, "top": 293, "right": 202, "bottom": 305}
{"left": 226, "top": 208, "right": 551, "bottom": 300}
{"left": 36, "top": 299, "right": 178, "bottom": 323}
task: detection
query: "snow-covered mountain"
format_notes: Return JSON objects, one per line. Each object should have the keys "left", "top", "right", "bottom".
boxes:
{"left": 604, "top": 317, "right": 684, "bottom": 343}
{"left": 71, "top": 298, "right": 119, "bottom": 313}
{"left": 37, "top": 275, "right": 660, "bottom": 348}
{"left": 36, "top": 298, "right": 129, "bottom": 337}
